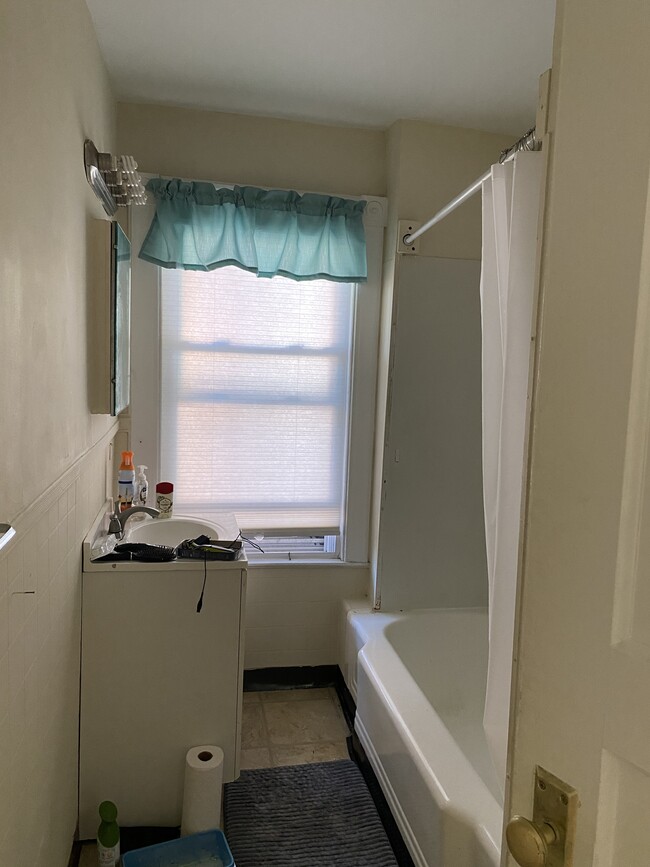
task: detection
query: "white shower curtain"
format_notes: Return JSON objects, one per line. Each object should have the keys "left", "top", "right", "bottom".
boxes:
{"left": 480, "top": 152, "right": 543, "bottom": 791}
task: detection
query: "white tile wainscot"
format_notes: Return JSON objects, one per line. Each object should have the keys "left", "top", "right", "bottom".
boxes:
{"left": 0, "top": 423, "right": 117, "bottom": 867}
{"left": 244, "top": 564, "right": 370, "bottom": 669}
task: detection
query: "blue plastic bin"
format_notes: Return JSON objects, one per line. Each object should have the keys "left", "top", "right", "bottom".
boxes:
{"left": 121, "top": 829, "right": 234, "bottom": 867}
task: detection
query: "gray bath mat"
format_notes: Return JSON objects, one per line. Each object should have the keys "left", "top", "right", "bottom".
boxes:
{"left": 224, "top": 759, "right": 399, "bottom": 867}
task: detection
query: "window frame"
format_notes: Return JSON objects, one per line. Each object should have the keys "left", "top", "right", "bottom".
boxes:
{"left": 129, "top": 176, "right": 386, "bottom": 564}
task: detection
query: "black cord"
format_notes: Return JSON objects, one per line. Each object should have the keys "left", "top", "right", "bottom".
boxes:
{"left": 196, "top": 532, "right": 257, "bottom": 612}
{"left": 196, "top": 553, "right": 207, "bottom": 613}
{"left": 239, "top": 532, "right": 265, "bottom": 553}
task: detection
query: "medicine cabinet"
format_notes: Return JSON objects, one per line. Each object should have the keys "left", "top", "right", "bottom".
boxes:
{"left": 89, "top": 219, "right": 131, "bottom": 415}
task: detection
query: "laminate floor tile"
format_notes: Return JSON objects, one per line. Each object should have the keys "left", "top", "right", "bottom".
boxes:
{"left": 263, "top": 699, "right": 349, "bottom": 746}
{"left": 271, "top": 741, "right": 349, "bottom": 767}
{"left": 240, "top": 747, "right": 273, "bottom": 770}
{"left": 239, "top": 686, "right": 350, "bottom": 770}
{"left": 241, "top": 703, "right": 267, "bottom": 749}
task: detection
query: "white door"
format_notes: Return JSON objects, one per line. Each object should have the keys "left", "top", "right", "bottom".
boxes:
{"left": 504, "top": 0, "right": 650, "bottom": 864}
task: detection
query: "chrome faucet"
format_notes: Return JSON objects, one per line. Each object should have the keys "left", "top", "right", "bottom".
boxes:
{"left": 109, "top": 505, "right": 160, "bottom": 537}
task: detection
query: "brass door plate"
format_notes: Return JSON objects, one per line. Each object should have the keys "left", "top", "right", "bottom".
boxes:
{"left": 533, "top": 766, "right": 579, "bottom": 867}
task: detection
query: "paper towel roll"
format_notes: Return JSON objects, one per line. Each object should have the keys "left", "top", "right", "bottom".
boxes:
{"left": 181, "top": 745, "right": 224, "bottom": 837}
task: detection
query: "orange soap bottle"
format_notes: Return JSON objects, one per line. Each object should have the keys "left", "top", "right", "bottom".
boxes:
{"left": 117, "top": 451, "right": 136, "bottom": 512}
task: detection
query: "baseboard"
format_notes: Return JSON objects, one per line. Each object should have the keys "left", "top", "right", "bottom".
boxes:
{"left": 76, "top": 827, "right": 180, "bottom": 851}
{"left": 243, "top": 664, "right": 339, "bottom": 691}
{"left": 333, "top": 666, "right": 357, "bottom": 732}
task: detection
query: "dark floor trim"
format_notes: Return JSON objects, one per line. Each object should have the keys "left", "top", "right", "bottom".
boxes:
{"left": 77, "top": 827, "right": 180, "bottom": 853}
{"left": 333, "top": 666, "right": 357, "bottom": 731}
{"left": 244, "top": 665, "right": 339, "bottom": 691}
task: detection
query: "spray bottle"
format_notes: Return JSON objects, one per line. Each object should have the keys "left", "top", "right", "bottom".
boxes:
{"left": 117, "top": 451, "right": 135, "bottom": 512}
{"left": 97, "top": 800, "right": 120, "bottom": 866}
{"left": 135, "top": 465, "right": 149, "bottom": 506}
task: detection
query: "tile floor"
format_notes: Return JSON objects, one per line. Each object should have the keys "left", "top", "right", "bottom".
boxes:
{"left": 78, "top": 687, "right": 350, "bottom": 864}
{"left": 241, "top": 687, "right": 350, "bottom": 769}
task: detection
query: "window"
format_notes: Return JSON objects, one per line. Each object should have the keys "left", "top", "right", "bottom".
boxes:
{"left": 160, "top": 268, "right": 354, "bottom": 555}
{"left": 130, "top": 188, "right": 384, "bottom": 562}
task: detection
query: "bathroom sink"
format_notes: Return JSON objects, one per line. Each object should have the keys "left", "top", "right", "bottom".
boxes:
{"left": 83, "top": 504, "right": 242, "bottom": 568}
{"left": 125, "top": 515, "right": 231, "bottom": 547}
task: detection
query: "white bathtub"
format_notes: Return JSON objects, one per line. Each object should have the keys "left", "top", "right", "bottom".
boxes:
{"left": 346, "top": 606, "right": 503, "bottom": 867}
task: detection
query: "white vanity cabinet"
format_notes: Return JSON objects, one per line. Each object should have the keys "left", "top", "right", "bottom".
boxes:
{"left": 78, "top": 557, "right": 246, "bottom": 838}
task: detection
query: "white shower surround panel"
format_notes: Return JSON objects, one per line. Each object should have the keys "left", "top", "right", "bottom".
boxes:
{"left": 347, "top": 607, "right": 502, "bottom": 867}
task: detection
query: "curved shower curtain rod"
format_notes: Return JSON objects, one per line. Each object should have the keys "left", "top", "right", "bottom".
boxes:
{"left": 402, "top": 127, "right": 541, "bottom": 246}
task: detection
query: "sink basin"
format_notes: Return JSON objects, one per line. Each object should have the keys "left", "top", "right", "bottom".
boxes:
{"left": 125, "top": 516, "right": 230, "bottom": 547}
{"left": 83, "top": 504, "right": 243, "bottom": 569}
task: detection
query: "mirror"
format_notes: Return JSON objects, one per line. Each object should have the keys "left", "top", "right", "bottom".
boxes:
{"left": 112, "top": 223, "right": 131, "bottom": 416}
{"left": 89, "top": 220, "right": 132, "bottom": 416}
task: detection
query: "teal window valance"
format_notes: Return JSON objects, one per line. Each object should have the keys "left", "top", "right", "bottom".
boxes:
{"left": 138, "top": 179, "right": 368, "bottom": 282}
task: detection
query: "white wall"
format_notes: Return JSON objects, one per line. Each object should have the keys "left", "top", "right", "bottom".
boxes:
{"left": 0, "top": 0, "right": 116, "bottom": 518}
{"left": 245, "top": 565, "right": 368, "bottom": 669}
{"left": 117, "top": 102, "right": 386, "bottom": 197}
{"left": 0, "top": 0, "right": 116, "bottom": 862}
{"left": 386, "top": 119, "right": 513, "bottom": 259}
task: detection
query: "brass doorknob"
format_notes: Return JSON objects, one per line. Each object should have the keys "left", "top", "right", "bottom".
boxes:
{"left": 506, "top": 815, "right": 557, "bottom": 867}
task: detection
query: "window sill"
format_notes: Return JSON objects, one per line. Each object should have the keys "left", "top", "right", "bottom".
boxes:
{"left": 247, "top": 558, "right": 370, "bottom": 569}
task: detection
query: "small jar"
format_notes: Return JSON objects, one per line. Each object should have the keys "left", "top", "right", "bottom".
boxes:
{"left": 156, "top": 482, "right": 174, "bottom": 518}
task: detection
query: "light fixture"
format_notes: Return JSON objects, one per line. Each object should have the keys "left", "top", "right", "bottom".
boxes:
{"left": 84, "top": 139, "right": 147, "bottom": 216}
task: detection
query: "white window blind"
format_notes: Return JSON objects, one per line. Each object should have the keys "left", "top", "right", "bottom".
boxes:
{"left": 160, "top": 266, "right": 355, "bottom": 535}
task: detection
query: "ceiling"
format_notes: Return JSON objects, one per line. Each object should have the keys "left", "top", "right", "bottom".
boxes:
{"left": 85, "top": 0, "right": 556, "bottom": 136}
